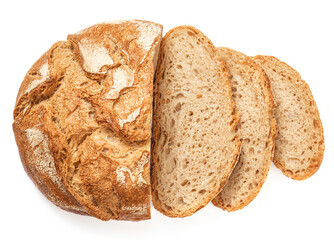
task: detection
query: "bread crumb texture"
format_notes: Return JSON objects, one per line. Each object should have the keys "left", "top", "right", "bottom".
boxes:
{"left": 13, "top": 20, "right": 162, "bottom": 221}
{"left": 212, "top": 48, "right": 276, "bottom": 212}
{"left": 151, "top": 26, "right": 241, "bottom": 217}
{"left": 253, "top": 56, "right": 324, "bottom": 180}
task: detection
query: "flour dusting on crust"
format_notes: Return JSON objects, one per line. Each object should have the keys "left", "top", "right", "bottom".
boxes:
{"left": 78, "top": 38, "right": 114, "bottom": 74}
{"left": 135, "top": 22, "right": 161, "bottom": 52}
{"left": 25, "top": 128, "right": 67, "bottom": 193}
{"left": 119, "top": 108, "right": 141, "bottom": 128}
{"left": 116, "top": 152, "right": 149, "bottom": 186}
{"left": 25, "top": 61, "right": 49, "bottom": 94}
{"left": 104, "top": 66, "right": 134, "bottom": 99}
{"left": 136, "top": 152, "right": 149, "bottom": 185}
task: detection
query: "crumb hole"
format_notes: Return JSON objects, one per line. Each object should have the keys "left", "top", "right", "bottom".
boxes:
{"left": 171, "top": 118, "right": 175, "bottom": 127}
{"left": 175, "top": 93, "right": 185, "bottom": 99}
{"left": 181, "top": 180, "right": 189, "bottom": 186}
{"left": 175, "top": 103, "right": 182, "bottom": 112}
{"left": 198, "top": 190, "right": 206, "bottom": 195}
{"left": 177, "top": 197, "right": 186, "bottom": 205}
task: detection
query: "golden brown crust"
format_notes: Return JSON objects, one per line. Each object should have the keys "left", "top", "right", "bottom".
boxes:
{"left": 212, "top": 48, "right": 277, "bottom": 211}
{"left": 13, "top": 47, "right": 88, "bottom": 215}
{"left": 13, "top": 20, "right": 162, "bottom": 221}
{"left": 253, "top": 55, "right": 325, "bottom": 180}
{"left": 68, "top": 20, "right": 162, "bottom": 143}
{"left": 13, "top": 105, "right": 88, "bottom": 215}
{"left": 151, "top": 26, "right": 241, "bottom": 217}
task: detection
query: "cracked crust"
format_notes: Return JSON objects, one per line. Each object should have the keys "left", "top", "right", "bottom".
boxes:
{"left": 13, "top": 20, "right": 162, "bottom": 221}
{"left": 13, "top": 106, "right": 88, "bottom": 215}
{"left": 13, "top": 49, "right": 88, "bottom": 215}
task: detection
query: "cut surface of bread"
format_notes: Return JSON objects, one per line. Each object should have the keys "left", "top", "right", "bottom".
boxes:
{"left": 151, "top": 27, "right": 241, "bottom": 217}
{"left": 212, "top": 48, "right": 276, "bottom": 212}
{"left": 253, "top": 56, "right": 325, "bottom": 180}
{"left": 13, "top": 20, "right": 162, "bottom": 221}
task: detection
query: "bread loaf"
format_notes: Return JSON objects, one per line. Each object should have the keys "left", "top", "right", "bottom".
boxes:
{"left": 212, "top": 48, "right": 276, "bottom": 211}
{"left": 13, "top": 20, "right": 163, "bottom": 221}
{"left": 151, "top": 27, "right": 241, "bottom": 217}
{"left": 253, "top": 56, "right": 325, "bottom": 180}
{"left": 13, "top": 20, "right": 325, "bottom": 220}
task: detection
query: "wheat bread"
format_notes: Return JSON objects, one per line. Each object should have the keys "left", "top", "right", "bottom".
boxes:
{"left": 151, "top": 27, "right": 241, "bottom": 217}
{"left": 253, "top": 56, "right": 325, "bottom": 180}
{"left": 13, "top": 51, "right": 88, "bottom": 215}
{"left": 212, "top": 48, "right": 276, "bottom": 211}
{"left": 13, "top": 20, "right": 162, "bottom": 221}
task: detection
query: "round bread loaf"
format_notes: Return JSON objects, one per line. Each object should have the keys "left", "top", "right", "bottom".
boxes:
{"left": 13, "top": 20, "right": 162, "bottom": 221}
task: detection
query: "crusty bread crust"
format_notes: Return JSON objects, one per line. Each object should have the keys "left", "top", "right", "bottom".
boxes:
{"left": 151, "top": 26, "right": 241, "bottom": 217}
{"left": 13, "top": 20, "right": 162, "bottom": 221}
{"left": 13, "top": 51, "right": 88, "bottom": 215}
{"left": 253, "top": 56, "right": 325, "bottom": 180}
{"left": 212, "top": 48, "right": 277, "bottom": 212}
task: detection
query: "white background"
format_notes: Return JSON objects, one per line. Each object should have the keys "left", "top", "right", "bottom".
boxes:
{"left": 1, "top": 0, "right": 333, "bottom": 239}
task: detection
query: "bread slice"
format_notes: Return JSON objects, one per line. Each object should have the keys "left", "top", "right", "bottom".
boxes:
{"left": 13, "top": 20, "right": 162, "bottom": 221}
{"left": 212, "top": 48, "right": 276, "bottom": 211}
{"left": 253, "top": 56, "right": 325, "bottom": 180}
{"left": 151, "top": 27, "right": 241, "bottom": 217}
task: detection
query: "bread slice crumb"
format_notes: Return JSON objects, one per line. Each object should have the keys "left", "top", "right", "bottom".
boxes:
{"left": 253, "top": 55, "right": 325, "bottom": 180}
{"left": 212, "top": 47, "right": 276, "bottom": 212}
{"left": 151, "top": 27, "right": 241, "bottom": 217}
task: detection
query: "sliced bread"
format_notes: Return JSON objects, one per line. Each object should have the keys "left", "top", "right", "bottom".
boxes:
{"left": 212, "top": 48, "right": 277, "bottom": 211}
{"left": 253, "top": 56, "right": 325, "bottom": 180}
{"left": 151, "top": 27, "right": 241, "bottom": 217}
